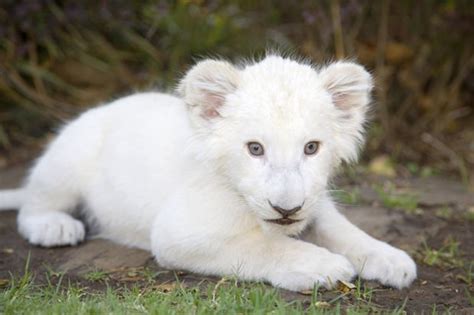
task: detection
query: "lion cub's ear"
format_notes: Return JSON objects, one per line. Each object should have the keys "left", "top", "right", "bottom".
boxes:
{"left": 178, "top": 59, "right": 239, "bottom": 125}
{"left": 319, "top": 62, "right": 373, "bottom": 163}
{"left": 319, "top": 61, "right": 373, "bottom": 112}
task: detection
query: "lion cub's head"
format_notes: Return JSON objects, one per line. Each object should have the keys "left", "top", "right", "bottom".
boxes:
{"left": 178, "top": 55, "right": 372, "bottom": 234}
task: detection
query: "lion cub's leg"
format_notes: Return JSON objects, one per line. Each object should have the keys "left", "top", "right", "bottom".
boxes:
{"left": 16, "top": 114, "right": 102, "bottom": 247}
{"left": 151, "top": 209, "right": 356, "bottom": 292}
{"left": 303, "top": 198, "right": 417, "bottom": 289}
{"left": 18, "top": 165, "right": 85, "bottom": 247}
{"left": 18, "top": 170, "right": 85, "bottom": 247}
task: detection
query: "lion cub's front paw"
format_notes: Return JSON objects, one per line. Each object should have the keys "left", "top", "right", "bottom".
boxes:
{"left": 269, "top": 247, "right": 356, "bottom": 292}
{"left": 354, "top": 243, "right": 417, "bottom": 289}
{"left": 18, "top": 212, "right": 85, "bottom": 247}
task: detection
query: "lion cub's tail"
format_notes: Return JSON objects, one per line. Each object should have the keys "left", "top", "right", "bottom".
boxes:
{"left": 0, "top": 189, "right": 24, "bottom": 211}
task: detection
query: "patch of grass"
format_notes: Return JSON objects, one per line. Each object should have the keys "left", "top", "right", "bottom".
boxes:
{"left": 351, "top": 277, "right": 381, "bottom": 312}
{"left": 464, "top": 210, "right": 474, "bottom": 222}
{"left": 465, "top": 288, "right": 474, "bottom": 307}
{"left": 332, "top": 188, "right": 361, "bottom": 205}
{"left": 462, "top": 264, "right": 474, "bottom": 307}
{"left": 140, "top": 267, "right": 168, "bottom": 284}
{"left": 374, "top": 184, "right": 420, "bottom": 214}
{"left": 43, "top": 264, "right": 65, "bottom": 279}
{"left": 353, "top": 278, "right": 374, "bottom": 304}
{"left": 457, "top": 262, "right": 474, "bottom": 286}
{"left": 435, "top": 206, "right": 453, "bottom": 219}
{"left": 84, "top": 269, "right": 109, "bottom": 282}
{"left": 406, "top": 163, "right": 436, "bottom": 178}
{"left": 418, "top": 237, "right": 464, "bottom": 269}
{"left": 0, "top": 272, "right": 412, "bottom": 315}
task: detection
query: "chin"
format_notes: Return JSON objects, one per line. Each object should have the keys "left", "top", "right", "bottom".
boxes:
{"left": 260, "top": 217, "right": 309, "bottom": 236}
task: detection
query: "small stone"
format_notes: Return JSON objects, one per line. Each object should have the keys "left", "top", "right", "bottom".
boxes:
{"left": 3, "top": 248, "right": 13, "bottom": 254}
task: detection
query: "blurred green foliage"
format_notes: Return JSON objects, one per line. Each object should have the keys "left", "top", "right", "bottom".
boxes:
{"left": 0, "top": 0, "right": 473, "bottom": 177}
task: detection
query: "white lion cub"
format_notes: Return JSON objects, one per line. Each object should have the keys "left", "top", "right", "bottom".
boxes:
{"left": 0, "top": 55, "right": 416, "bottom": 291}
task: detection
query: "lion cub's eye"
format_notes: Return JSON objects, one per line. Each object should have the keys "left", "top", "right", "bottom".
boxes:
{"left": 304, "top": 141, "right": 320, "bottom": 155}
{"left": 247, "top": 142, "right": 264, "bottom": 156}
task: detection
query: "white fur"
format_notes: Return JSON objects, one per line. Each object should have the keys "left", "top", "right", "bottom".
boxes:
{"left": 0, "top": 55, "right": 416, "bottom": 290}
{"left": 0, "top": 189, "right": 24, "bottom": 210}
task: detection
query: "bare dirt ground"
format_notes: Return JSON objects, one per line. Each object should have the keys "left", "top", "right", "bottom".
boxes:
{"left": 1, "top": 165, "right": 473, "bottom": 313}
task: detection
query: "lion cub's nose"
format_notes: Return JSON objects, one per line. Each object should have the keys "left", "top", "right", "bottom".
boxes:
{"left": 269, "top": 202, "right": 302, "bottom": 217}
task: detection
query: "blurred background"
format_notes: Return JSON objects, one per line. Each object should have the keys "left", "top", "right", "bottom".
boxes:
{"left": 0, "top": 0, "right": 473, "bottom": 183}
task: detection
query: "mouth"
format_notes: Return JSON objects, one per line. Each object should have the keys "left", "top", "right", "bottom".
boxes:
{"left": 264, "top": 217, "right": 302, "bottom": 225}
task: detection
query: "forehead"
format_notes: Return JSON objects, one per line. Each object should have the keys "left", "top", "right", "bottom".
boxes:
{"left": 226, "top": 57, "right": 334, "bottom": 137}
